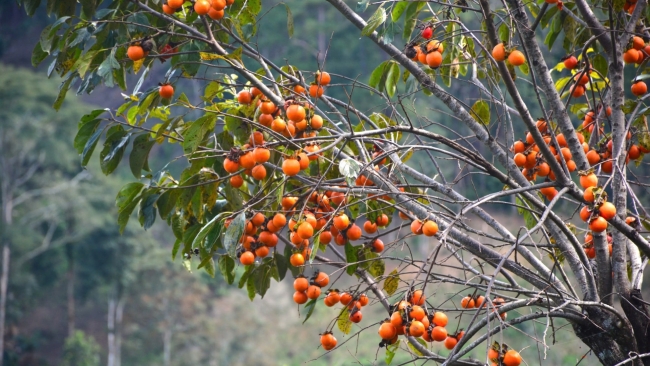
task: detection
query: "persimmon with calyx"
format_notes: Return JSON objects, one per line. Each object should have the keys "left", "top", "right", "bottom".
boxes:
{"left": 488, "top": 347, "right": 500, "bottom": 361}
{"left": 297, "top": 222, "right": 314, "bottom": 239}
{"left": 162, "top": 4, "right": 175, "bottom": 13}
{"left": 376, "top": 213, "right": 389, "bottom": 227}
{"left": 563, "top": 55, "right": 578, "bottom": 69}
{"left": 211, "top": 0, "right": 226, "bottom": 10}
{"left": 426, "top": 51, "right": 443, "bottom": 68}
{"left": 314, "top": 271, "right": 329, "bottom": 287}
{"left": 410, "top": 290, "right": 425, "bottom": 306}
{"left": 583, "top": 187, "right": 597, "bottom": 203}
{"left": 253, "top": 147, "right": 270, "bottom": 163}
{"left": 349, "top": 310, "right": 363, "bottom": 323}
{"left": 339, "top": 292, "right": 352, "bottom": 306}
{"left": 363, "top": 220, "right": 377, "bottom": 234}
{"left": 503, "top": 349, "right": 522, "bottom": 366}
{"left": 320, "top": 332, "right": 337, "bottom": 350}
{"left": 159, "top": 84, "right": 174, "bottom": 99}
{"left": 492, "top": 43, "right": 506, "bottom": 62}
{"left": 315, "top": 71, "right": 331, "bottom": 86}
{"left": 127, "top": 45, "right": 145, "bottom": 61}
{"left": 580, "top": 206, "right": 592, "bottom": 222}
{"left": 324, "top": 291, "right": 340, "bottom": 306}
{"left": 624, "top": 48, "right": 640, "bottom": 64}
{"left": 282, "top": 158, "right": 300, "bottom": 176}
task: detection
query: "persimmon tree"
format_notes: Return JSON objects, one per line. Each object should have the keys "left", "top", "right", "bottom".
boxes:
{"left": 21, "top": 0, "right": 650, "bottom": 364}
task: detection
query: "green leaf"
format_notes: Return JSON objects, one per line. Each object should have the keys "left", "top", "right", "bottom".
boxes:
{"left": 156, "top": 189, "right": 180, "bottom": 219}
{"left": 391, "top": 1, "right": 408, "bottom": 21}
{"left": 402, "top": 2, "right": 424, "bottom": 40}
{"left": 303, "top": 299, "right": 317, "bottom": 323}
{"left": 384, "top": 269, "right": 399, "bottom": 296}
{"left": 368, "top": 258, "right": 385, "bottom": 278}
{"left": 138, "top": 191, "right": 159, "bottom": 230}
{"left": 275, "top": 253, "right": 288, "bottom": 281}
{"left": 32, "top": 42, "right": 48, "bottom": 67}
{"left": 182, "top": 114, "right": 217, "bottom": 154}
{"left": 53, "top": 74, "right": 74, "bottom": 111}
{"left": 345, "top": 242, "right": 358, "bottom": 275}
{"left": 368, "top": 61, "right": 390, "bottom": 91}
{"left": 219, "top": 255, "right": 236, "bottom": 284}
{"left": 592, "top": 54, "right": 608, "bottom": 77}
{"left": 469, "top": 100, "right": 490, "bottom": 125}
{"left": 117, "top": 189, "right": 142, "bottom": 234}
{"left": 224, "top": 212, "right": 245, "bottom": 258}
{"left": 284, "top": 4, "right": 294, "bottom": 38}
{"left": 337, "top": 309, "right": 353, "bottom": 334}
{"left": 97, "top": 49, "right": 120, "bottom": 87}
{"left": 362, "top": 7, "right": 386, "bottom": 37}
{"left": 498, "top": 23, "right": 510, "bottom": 43}
{"left": 386, "top": 340, "right": 400, "bottom": 364}
{"left": 116, "top": 182, "right": 145, "bottom": 210}
{"left": 172, "top": 239, "right": 182, "bottom": 261}
{"left": 407, "top": 338, "right": 427, "bottom": 356}
{"left": 515, "top": 196, "right": 537, "bottom": 230}
{"left": 385, "top": 62, "right": 400, "bottom": 98}
{"left": 246, "top": 273, "right": 256, "bottom": 301}
{"left": 99, "top": 128, "right": 130, "bottom": 175}
{"left": 254, "top": 261, "right": 272, "bottom": 298}
{"left": 75, "top": 119, "right": 101, "bottom": 154}
{"left": 192, "top": 212, "right": 228, "bottom": 249}
{"left": 129, "top": 134, "right": 156, "bottom": 178}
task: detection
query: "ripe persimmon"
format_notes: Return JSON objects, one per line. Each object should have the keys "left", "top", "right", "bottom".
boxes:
{"left": 409, "top": 305, "right": 426, "bottom": 321}
{"left": 599, "top": 202, "right": 617, "bottom": 220}
{"left": 572, "top": 84, "right": 585, "bottom": 98}
{"left": 363, "top": 220, "right": 377, "bottom": 234}
{"left": 580, "top": 172, "right": 598, "bottom": 189}
{"left": 371, "top": 239, "right": 384, "bottom": 252}
{"left": 589, "top": 216, "right": 608, "bottom": 232}
{"left": 461, "top": 296, "right": 475, "bottom": 309}
{"left": 314, "top": 271, "right": 329, "bottom": 287}
{"left": 410, "top": 220, "right": 424, "bottom": 235}
{"left": 503, "top": 349, "right": 522, "bottom": 366}
{"left": 159, "top": 84, "right": 174, "bottom": 99}
{"left": 320, "top": 332, "right": 337, "bottom": 350}
{"left": 211, "top": 0, "right": 226, "bottom": 10}
{"left": 251, "top": 165, "right": 266, "bottom": 180}
{"left": 432, "top": 311, "right": 448, "bottom": 327}
{"left": 347, "top": 224, "right": 362, "bottom": 240}
{"left": 340, "top": 292, "right": 353, "bottom": 306}
{"left": 255, "top": 245, "right": 269, "bottom": 258}
{"left": 207, "top": 8, "right": 224, "bottom": 20}
{"left": 240, "top": 251, "right": 255, "bottom": 265}
{"left": 193, "top": 0, "right": 211, "bottom": 14}
{"left": 444, "top": 336, "right": 458, "bottom": 350}
{"left": 309, "top": 84, "right": 324, "bottom": 98}
{"left": 426, "top": 51, "right": 443, "bottom": 68}
{"left": 492, "top": 43, "right": 506, "bottom": 62}
{"left": 514, "top": 153, "right": 526, "bottom": 167}
{"left": 282, "top": 158, "right": 301, "bottom": 176}
{"left": 431, "top": 326, "right": 448, "bottom": 341}
{"left": 260, "top": 101, "right": 276, "bottom": 114}
{"left": 239, "top": 152, "right": 256, "bottom": 169}
{"left": 422, "top": 220, "right": 439, "bottom": 236}
{"left": 307, "top": 285, "right": 321, "bottom": 299}
{"left": 410, "top": 290, "right": 425, "bottom": 306}
{"left": 349, "top": 310, "right": 363, "bottom": 323}
{"left": 324, "top": 291, "right": 340, "bottom": 306}
{"left": 409, "top": 321, "right": 425, "bottom": 337}
{"left": 563, "top": 55, "right": 578, "bottom": 69}
{"left": 632, "top": 80, "right": 648, "bottom": 96}
{"left": 583, "top": 187, "right": 597, "bottom": 203}
{"left": 293, "top": 291, "right": 308, "bottom": 304}
{"left": 230, "top": 175, "right": 243, "bottom": 188}
{"left": 378, "top": 322, "right": 397, "bottom": 340}
{"left": 286, "top": 104, "right": 306, "bottom": 122}
{"left": 508, "top": 50, "right": 526, "bottom": 66}
{"left": 315, "top": 71, "right": 331, "bottom": 86}
{"left": 333, "top": 214, "right": 350, "bottom": 231}
{"left": 290, "top": 253, "right": 305, "bottom": 266}
{"left": 127, "top": 45, "right": 145, "bottom": 61}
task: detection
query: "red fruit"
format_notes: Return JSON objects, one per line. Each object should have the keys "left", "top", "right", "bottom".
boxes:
{"left": 422, "top": 26, "right": 433, "bottom": 39}
{"left": 159, "top": 84, "right": 174, "bottom": 99}
{"left": 563, "top": 55, "right": 578, "bottom": 69}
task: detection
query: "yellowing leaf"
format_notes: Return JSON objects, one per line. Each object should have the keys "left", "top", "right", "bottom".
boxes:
{"left": 337, "top": 309, "right": 352, "bottom": 334}
{"left": 133, "top": 58, "right": 144, "bottom": 74}
{"left": 200, "top": 52, "right": 222, "bottom": 61}
{"left": 383, "top": 269, "right": 399, "bottom": 296}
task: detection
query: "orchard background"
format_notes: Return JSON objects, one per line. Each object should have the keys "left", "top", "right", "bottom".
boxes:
{"left": 3, "top": 0, "right": 650, "bottom": 364}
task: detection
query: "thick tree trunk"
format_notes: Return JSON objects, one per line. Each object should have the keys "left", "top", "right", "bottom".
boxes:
{"left": 621, "top": 290, "right": 650, "bottom": 366}
{"left": 572, "top": 306, "right": 642, "bottom": 366}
